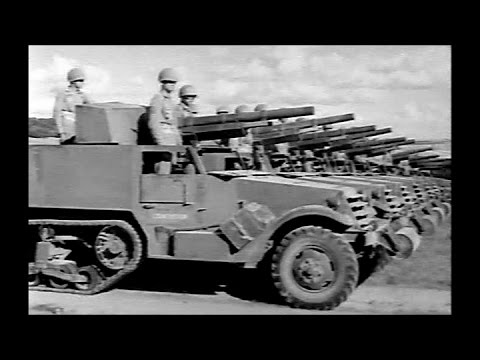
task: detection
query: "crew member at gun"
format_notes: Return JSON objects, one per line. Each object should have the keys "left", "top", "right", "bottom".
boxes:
{"left": 174, "top": 84, "right": 198, "bottom": 127}
{"left": 148, "top": 68, "right": 183, "bottom": 174}
{"left": 53, "top": 68, "right": 92, "bottom": 144}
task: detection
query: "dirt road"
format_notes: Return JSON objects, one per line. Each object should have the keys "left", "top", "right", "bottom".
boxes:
{"left": 29, "top": 285, "right": 450, "bottom": 315}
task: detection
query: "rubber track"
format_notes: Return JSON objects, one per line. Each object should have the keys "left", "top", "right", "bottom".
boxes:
{"left": 28, "top": 219, "right": 143, "bottom": 295}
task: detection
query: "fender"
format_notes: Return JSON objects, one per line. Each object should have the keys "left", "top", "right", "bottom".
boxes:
{"left": 232, "top": 204, "right": 355, "bottom": 266}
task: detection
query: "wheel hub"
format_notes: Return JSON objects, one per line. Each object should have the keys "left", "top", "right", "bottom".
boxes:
{"left": 292, "top": 248, "right": 334, "bottom": 291}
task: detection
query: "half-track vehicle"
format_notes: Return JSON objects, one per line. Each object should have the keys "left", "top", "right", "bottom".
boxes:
{"left": 29, "top": 102, "right": 419, "bottom": 310}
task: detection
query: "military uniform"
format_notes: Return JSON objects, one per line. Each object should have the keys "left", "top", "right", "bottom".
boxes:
{"left": 148, "top": 89, "right": 182, "bottom": 145}
{"left": 53, "top": 85, "right": 91, "bottom": 142}
{"left": 174, "top": 102, "right": 193, "bottom": 128}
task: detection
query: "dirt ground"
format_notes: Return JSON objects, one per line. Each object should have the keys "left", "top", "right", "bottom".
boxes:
{"left": 29, "top": 285, "right": 450, "bottom": 315}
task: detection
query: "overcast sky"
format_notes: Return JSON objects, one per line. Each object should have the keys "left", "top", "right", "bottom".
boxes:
{"left": 29, "top": 45, "right": 451, "bottom": 140}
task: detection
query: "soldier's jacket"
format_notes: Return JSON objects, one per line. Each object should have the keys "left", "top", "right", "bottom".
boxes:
{"left": 53, "top": 85, "right": 92, "bottom": 141}
{"left": 148, "top": 90, "right": 182, "bottom": 145}
{"left": 174, "top": 102, "right": 193, "bottom": 128}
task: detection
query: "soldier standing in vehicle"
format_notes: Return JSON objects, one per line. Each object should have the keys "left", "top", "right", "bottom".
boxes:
{"left": 174, "top": 85, "right": 198, "bottom": 128}
{"left": 53, "top": 68, "right": 92, "bottom": 144}
{"left": 148, "top": 68, "right": 183, "bottom": 174}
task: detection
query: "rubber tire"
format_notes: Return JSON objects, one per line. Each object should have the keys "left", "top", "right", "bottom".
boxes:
{"left": 271, "top": 226, "right": 359, "bottom": 310}
{"left": 357, "top": 246, "right": 390, "bottom": 286}
{"left": 74, "top": 266, "right": 100, "bottom": 291}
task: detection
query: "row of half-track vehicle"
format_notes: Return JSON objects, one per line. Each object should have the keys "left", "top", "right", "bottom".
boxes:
{"left": 28, "top": 102, "right": 436, "bottom": 310}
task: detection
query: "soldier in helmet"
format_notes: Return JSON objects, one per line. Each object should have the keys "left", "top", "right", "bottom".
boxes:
{"left": 148, "top": 68, "right": 183, "bottom": 174}
{"left": 175, "top": 84, "right": 198, "bottom": 127}
{"left": 149, "top": 68, "right": 182, "bottom": 145}
{"left": 53, "top": 68, "right": 92, "bottom": 144}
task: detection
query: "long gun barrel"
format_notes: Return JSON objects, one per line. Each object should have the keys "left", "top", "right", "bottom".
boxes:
{"left": 411, "top": 158, "right": 451, "bottom": 166}
{"left": 391, "top": 146, "right": 433, "bottom": 160}
{"left": 366, "top": 145, "right": 401, "bottom": 157}
{"left": 290, "top": 127, "right": 392, "bottom": 150}
{"left": 251, "top": 113, "right": 354, "bottom": 137}
{"left": 344, "top": 139, "right": 415, "bottom": 156}
{"left": 255, "top": 125, "right": 376, "bottom": 147}
{"left": 349, "top": 136, "right": 407, "bottom": 149}
{"left": 299, "top": 125, "right": 376, "bottom": 142}
{"left": 181, "top": 106, "right": 315, "bottom": 128}
{"left": 409, "top": 154, "right": 440, "bottom": 162}
{"left": 181, "top": 106, "right": 314, "bottom": 141}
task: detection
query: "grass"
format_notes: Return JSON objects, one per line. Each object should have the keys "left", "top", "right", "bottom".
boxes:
{"left": 364, "top": 220, "right": 451, "bottom": 290}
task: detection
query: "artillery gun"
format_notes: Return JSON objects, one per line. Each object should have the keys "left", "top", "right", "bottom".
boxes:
{"left": 29, "top": 102, "right": 423, "bottom": 310}
{"left": 249, "top": 120, "right": 448, "bottom": 237}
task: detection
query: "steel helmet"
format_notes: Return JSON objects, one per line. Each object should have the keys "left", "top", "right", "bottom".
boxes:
{"left": 67, "top": 68, "right": 85, "bottom": 82}
{"left": 189, "top": 103, "right": 200, "bottom": 114}
{"left": 179, "top": 85, "right": 198, "bottom": 97}
{"left": 158, "top": 68, "right": 179, "bottom": 83}
{"left": 216, "top": 105, "right": 229, "bottom": 114}
{"left": 254, "top": 103, "right": 268, "bottom": 111}
{"left": 235, "top": 105, "right": 250, "bottom": 114}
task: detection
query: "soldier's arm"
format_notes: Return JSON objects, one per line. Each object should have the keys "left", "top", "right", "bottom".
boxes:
{"left": 52, "top": 92, "right": 65, "bottom": 137}
{"left": 148, "top": 94, "right": 166, "bottom": 144}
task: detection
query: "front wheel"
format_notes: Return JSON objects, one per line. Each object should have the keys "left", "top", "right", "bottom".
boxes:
{"left": 270, "top": 226, "right": 359, "bottom": 310}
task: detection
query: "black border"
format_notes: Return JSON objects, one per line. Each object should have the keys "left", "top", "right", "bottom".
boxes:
{"left": 20, "top": 42, "right": 460, "bottom": 342}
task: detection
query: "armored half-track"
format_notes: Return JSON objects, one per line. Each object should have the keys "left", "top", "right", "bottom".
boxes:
{"left": 28, "top": 103, "right": 422, "bottom": 311}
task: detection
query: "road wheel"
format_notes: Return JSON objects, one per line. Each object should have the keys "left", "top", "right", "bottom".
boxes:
{"left": 95, "top": 226, "right": 133, "bottom": 271}
{"left": 74, "top": 265, "right": 101, "bottom": 291}
{"left": 271, "top": 226, "right": 359, "bottom": 310}
{"left": 48, "top": 263, "right": 76, "bottom": 289}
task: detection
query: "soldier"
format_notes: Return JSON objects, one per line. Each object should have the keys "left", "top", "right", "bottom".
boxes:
{"left": 53, "top": 68, "right": 92, "bottom": 144}
{"left": 175, "top": 84, "right": 198, "bottom": 127}
{"left": 148, "top": 68, "right": 182, "bottom": 174}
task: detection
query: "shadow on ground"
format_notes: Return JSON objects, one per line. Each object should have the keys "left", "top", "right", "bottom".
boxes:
{"left": 116, "top": 259, "right": 282, "bottom": 305}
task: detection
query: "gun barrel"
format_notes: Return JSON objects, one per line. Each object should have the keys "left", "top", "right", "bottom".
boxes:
{"left": 181, "top": 119, "right": 272, "bottom": 141}
{"left": 391, "top": 146, "right": 433, "bottom": 159}
{"left": 251, "top": 113, "right": 354, "bottom": 136}
{"left": 409, "top": 154, "right": 440, "bottom": 162}
{"left": 352, "top": 136, "right": 407, "bottom": 148}
{"left": 412, "top": 158, "right": 451, "bottom": 166}
{"left": 299, "top": 125, "right": 376, "bottom": 142}
{"left": 345, "top": 139, "right": 415, "bottom": 155}
{"left": 366, "top": 146, "right": 399, "bottom": 157}
{"left": 290, "top": 127, "right": 392, "bottom": 150}
{"left": 181, "top": 106, "right": 315, "bottom": 129}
